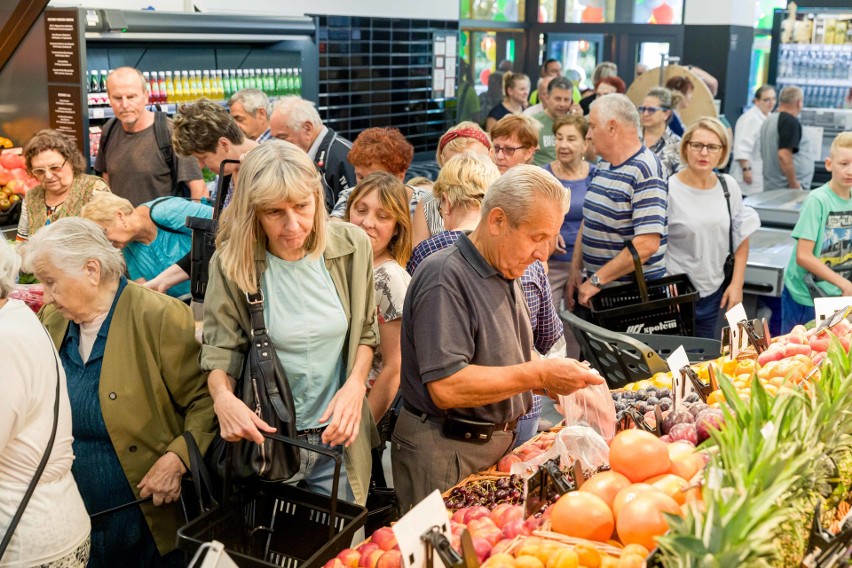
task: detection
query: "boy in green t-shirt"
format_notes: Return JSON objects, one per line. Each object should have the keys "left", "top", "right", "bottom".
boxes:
{"left": 782, "top": 132, "right": 852, "bottom": 332}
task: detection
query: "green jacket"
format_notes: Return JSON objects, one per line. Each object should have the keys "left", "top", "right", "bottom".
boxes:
{"left": 41, "top": 281, "right": 216, "bottom": 555}
{"left": 201, "top": 221, "right": 380, "bottom": 505}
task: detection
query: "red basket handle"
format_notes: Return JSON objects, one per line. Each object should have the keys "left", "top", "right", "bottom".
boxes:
{"left": 624, "top": 239, "right": 650, "bottom": 303}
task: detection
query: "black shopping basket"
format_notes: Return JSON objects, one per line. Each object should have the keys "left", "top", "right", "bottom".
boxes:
{"left": 177, "top": 433, "right": 367, "bottom": 568}
{"left": 590, "top": 240, "right": 698, "bottom": 336}
{"left": 185, "top": 159, "right": 240, "bottom": 302}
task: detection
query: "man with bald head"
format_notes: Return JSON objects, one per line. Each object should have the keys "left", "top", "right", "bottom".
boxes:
{"left": 94, "top": 67, "right": 206, "bottom": 205}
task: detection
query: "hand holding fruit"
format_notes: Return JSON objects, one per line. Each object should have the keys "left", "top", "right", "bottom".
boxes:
{"left": 539, "top": 358, "right": 605, "bottom": 397}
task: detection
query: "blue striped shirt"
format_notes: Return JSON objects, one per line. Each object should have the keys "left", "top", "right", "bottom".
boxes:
{"left": 582, "top": 146, "right": 668, "bottom": 282}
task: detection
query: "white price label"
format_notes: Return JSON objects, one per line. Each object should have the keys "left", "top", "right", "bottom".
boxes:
{"left": 814, "top": 297, "right": 852, "bottom": 326}
{"left": 395, "top": 490, "right": 451, "bottom": 568}
{"left": 666, "top": 346, "right": 694, "bottom": 410}
{"left": 725, "top": 303, "right": 749, "bottom": 358}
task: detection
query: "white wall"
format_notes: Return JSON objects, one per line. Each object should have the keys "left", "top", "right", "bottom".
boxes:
{"left": 49, "top": 0, "right": 460, "bottom": 21}
{"left": 684, "top": 0, "right": 756, "bottom": 27}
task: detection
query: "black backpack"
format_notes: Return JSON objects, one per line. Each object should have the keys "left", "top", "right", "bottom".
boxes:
{"left": 97, "top": 111, "right": 189, "bottom": 198}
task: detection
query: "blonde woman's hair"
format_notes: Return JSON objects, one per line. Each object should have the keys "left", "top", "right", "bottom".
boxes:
{"left": 407, "top": 176, "right": 433, "bottom": 190}
{"left": 20, "top": 217, "right": 125, "bottom": 285}
{"left": 433, "top": 152, "right": 501, "bottom": 211}
{"left": 81, "top": 192, "right": 135, "bottom": 226}
{"left": 217, "top": 140, "right": 327, "bottom": 293}
{"left": 481, "top": 164, "right": 569, "bottom": 225}
{"left": 436, "top": 121, "right": 491, "bottom": 166}
{"left": 343, "top": 172, "right": 413, "bottom": 268}
{"left": 680, "top": 117, "right": 731, "bottom": 168}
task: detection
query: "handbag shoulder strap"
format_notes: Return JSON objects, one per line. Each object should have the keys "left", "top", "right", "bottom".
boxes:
{"left": 717, "top": 173, "right": 734, "bottom": 256}
{"left": 0, "top": 327, "right": 61, "bottom": 556}
{"left": 244, "top": 289, "right": 294, "bottom": 424}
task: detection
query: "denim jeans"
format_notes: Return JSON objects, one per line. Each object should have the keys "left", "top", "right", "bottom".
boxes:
{"left": 287, "top": 430, "right": 354, "bottom": 502}
{"left": 693, "top": 285, "right": 725, "bottom": 339}
{"left": 781, "top": 286, "right": 814, "bottom": 334}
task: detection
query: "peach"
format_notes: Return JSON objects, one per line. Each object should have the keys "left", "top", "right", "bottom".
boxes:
{"left": 501, "top": 518, "right": 525, "bottom": 540}
{"left": 545, "top": 548, "right": 579, "bottom": 568}
{"left": 471, "top": 536, "right": 492, "bottom": 562}
{"left": 371, "top": 527, "right": 398, "bottom": 551}
{"left": 481, "top": 552, "right": 515, "bottom": 568}
{"left": 497, "top": 454, "right": 522, "bottom": 472}
{"left": 337, "top": 549, "right": 361, "bottom": 568}
{"left": 324, "top": 559, "right": 345, "bottom": 568}
{"left": 515, "top": 555, "right": 546, "bottom": 568}
{"left": 376, "top": 550, "right": 402, "bottom": 568}
{"left": 463, "top": 506, "right": 492, "bottom": 525}
{"left": 358, "top": 543, "right": 380, "bottom": 567}
{"left": 489, "top": 503, "right": 513, "bottom": 527}
{"left": 364, "top": 549, "right": 384, "bottom": 568}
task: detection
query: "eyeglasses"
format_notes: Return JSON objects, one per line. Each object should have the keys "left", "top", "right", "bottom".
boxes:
{"left": 686, "top": 141, "right": 724, "bottom": 154}
{"left": 637, "top": 106, "right": 669, "bottom": 114}
{"left": 31, "top": 158, "right": 67, "bottom": 178}
{"left": 493, "top": 144, "right": 527, "bottom": 156}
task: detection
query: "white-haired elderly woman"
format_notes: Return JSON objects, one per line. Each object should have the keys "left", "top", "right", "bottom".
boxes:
{"left": 0, "top": 238, "right": 90, "bottom": 566}
{"left": 20, "top": 218, "right": 216, "bottom": 568}
{"left": 202, "top": 140, "right": 378, "bottom": 505}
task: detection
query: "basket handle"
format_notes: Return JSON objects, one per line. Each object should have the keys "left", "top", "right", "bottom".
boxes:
{"left": 213, "top": 159, "right": 242, "bottom": 220}
{"left": 624, "top": 239, "right": 650, "bottom": 303}
{"left": 261, "top": 432, "right": 343, "bottom": 539}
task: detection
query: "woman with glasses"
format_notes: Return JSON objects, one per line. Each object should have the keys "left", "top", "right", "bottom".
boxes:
{"left": 666, "top": 118, "right": 760, "bottom": 339}
{"left": 490, "top": 115, "right": 539, "bottom": 174}
{"left": 730, "top": 85, "right": 776, "bottom": 195}
{"left": 639, "top": 87, "right": 682, "bottom": 176}
{"left": 16, "top": 129, "right": 111, "bottom": 242}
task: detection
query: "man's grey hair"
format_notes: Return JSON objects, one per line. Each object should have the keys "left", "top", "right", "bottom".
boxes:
{"left": 779, "top": 85, "right": 804, "bottom": 106}
{"left": 0, "top": 238, "right": 20, "bottom": 299}
{"left": 481, "top": 164, "right": 569, "bottom": 225}
{"left": 228, "top": 88, "right": 271, "bottom": 116}
{"left": 21, "top": 217, "right": 126, "bottom": 285}
{"left": 548, "top": 77, "right": 574, "bottom": 95}
{"left": 590, "top": 93, "right": 640, "bottom": 131}
{"left": 272, "top": 96, "right": 323, "bottom": 130}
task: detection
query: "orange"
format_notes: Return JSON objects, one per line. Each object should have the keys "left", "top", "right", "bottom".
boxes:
{"left": 550, "top": 492, "right": 614, "bottom": 542}
{"left": 616, "top": 492, "right": 681, "bottom": 551}
{"left": 609, "top": 430, "right": 671, "bottom": 483}
{"left": 579, "top": 471, "right": 631, "bottom": 509}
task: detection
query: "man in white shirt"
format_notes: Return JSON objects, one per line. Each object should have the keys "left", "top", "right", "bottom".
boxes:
{"left": 730, "top": 85, "right": 776, "bottom": 195}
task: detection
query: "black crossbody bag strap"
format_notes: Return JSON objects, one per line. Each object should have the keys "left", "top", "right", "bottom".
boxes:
{"left": 0, "top": 327, "right": 61, "bottom": 556}
{"left": 718, "top": 174, "right": 734, "bottom": 258}
{"left": 245, "top": 290, "right": 293, "bottom": 423}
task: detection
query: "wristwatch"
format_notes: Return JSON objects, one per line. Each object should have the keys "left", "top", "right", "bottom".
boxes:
{"left": 589, "top": 273, "right": 602, "bottom": 288}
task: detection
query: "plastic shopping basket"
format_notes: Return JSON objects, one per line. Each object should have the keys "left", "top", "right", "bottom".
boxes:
{"left": 177, "top": 433, "right": 367, "bottom": 568}
{"left": 590, "top": 240, "right": 698, "bottom": 336}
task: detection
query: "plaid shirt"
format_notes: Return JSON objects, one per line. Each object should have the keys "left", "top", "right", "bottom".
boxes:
{"left": 407, "top": 231, "right": 563, "bottom": 354}
{"left": 256, "top": 128, "right": 273, "bottom": 143}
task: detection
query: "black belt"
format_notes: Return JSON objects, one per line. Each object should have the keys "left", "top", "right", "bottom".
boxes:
{"left": 297, "top": 426, "right": 327, "bottom": 436}
{"left": 402, "top": 401, "right": 519, "bottom": 433}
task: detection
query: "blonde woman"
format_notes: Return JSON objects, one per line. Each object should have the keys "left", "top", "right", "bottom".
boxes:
{"left": 201, "top": 140, "right": 378, "bottom": 504}
{"left": 82, "top": 192, "right": 212, "bottom": 298}
{"left": 485, "top": 71, "right": 530, "bottom": 134}
{"left": 412, "top": 122, "right": 493, "bottom": 246}
{"left": 344, "top": 172, "right": 413, "bottom": 486}
{"left": 666, "top": 118, "right": 760, "bottom": 338}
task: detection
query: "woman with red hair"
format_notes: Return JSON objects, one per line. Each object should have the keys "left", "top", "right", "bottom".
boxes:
{"left": 330, "top": 127, "right": 418, "bottom": 218}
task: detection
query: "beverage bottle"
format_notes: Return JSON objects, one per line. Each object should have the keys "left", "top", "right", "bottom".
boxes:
{"left": 180, "top": 70, "right": 190, "bottom": 102}
{"left": 165, "top": 70, "right": 175, "bottom": 103}
{"left": 228, "top": 69, "right": 238, "bottom": 96}
{"left": 201, "top": 69, "right": 212, "bottom": 97}
{"left": 215, "top": 70, "right": 225, "bottom": 101}
{"left": 87, "top": 70, "right": 96, "bottom": 106}
{"left": 143, "top": 71, "right": 153, "bottom": 101}
{"left": 157, "top": 71, "right": 167, "bottom": 104}
{"left": 286, "top": 68, "right": 295, "bottom": 95}
{"left": 274, "top": 68, "right": 284, "bottom": 96}
{"left": 236, "top": 69, "right": 245, "bottom": 91}
{"left": 265, "top": 68, "right": 274, "bottom": 92}
{"left": 293, "top": 68, "right": 302, "bottom": 95}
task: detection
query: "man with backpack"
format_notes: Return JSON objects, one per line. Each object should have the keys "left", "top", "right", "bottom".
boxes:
{"left": 94, "top": 67, "right": 207, "bottom": 205}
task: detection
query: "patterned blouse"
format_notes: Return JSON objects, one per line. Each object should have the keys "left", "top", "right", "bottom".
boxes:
{"left": 366, "top": 260, "right": 412, "bottom": 390}
{"left": 16, "top": 174, "right": 110, "bottom": 242}
{"left": 643, "top": 127, "right": 682, "bottom": 178}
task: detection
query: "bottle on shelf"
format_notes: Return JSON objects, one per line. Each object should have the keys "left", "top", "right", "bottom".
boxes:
{"left": 157, "top": 72, "right": 167, "bottom": 104}
{"left": 99, "top": 69, "right": 108, "bottom": 105}
{"left": 180, "top": 70, "right": 191, "bottom": 103}
{"left": 293, "top": 68, "right": 302, "bottom": 95}
{"left": 235, "top": 69, "right": 245, "bottom": 91}
{"left": 202, "top": 69, "right": 212, "bottom": 98}
{"left": 165, "top": 70, "right": 176, "bottom": 104}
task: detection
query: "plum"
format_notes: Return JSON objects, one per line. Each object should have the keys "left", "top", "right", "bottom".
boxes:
{"left": 696, "top": 409, "right": 724, "bottom": 443}
{"left": 669, "top": 422, "right": 698, "bottom": 445}
{"left": 662, "top": 408, "right": 694, "bottom": 434}
{"left": 687, "top": 402, "right": 710, "bottom": 418}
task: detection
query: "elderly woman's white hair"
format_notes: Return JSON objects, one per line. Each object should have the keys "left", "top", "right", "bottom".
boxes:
{"left": 0, "top": 238, "right": 21, "bottom": 299}
{"left": 20, "top": 217, "right": 125, "bottom": 283}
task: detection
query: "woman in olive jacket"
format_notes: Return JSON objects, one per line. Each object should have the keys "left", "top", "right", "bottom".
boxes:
{"left": 201, "top": 140, "right": 379, "bottom": 505}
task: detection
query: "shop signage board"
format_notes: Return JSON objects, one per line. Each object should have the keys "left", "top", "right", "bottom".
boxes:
{"left": 44, "top": 8, "right": 85, "bottom": 155}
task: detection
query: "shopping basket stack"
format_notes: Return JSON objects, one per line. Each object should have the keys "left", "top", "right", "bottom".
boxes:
{"left": 178, "top": 435, "right": 367, "bottom": 568}
{"left": 590, "top": 240, "right": 698, "bottom": 336}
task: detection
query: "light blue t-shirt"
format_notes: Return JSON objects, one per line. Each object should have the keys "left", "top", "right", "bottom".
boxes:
{"left": 262, "top": 252, "right": 348, "bottom": 431}
{"left": 123, "top": 197, "right": 213, "bottom": 297}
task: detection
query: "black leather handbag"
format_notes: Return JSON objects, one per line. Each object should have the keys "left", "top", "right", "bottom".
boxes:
{"left": 718, "top": 174, "right": 736, "bottom": 290}
{"left": 228, "top": 289, "right": 301, "bottom": 481}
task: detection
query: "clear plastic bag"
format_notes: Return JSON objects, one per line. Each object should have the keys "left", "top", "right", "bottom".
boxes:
{"left": 558, "top": 382, "right": 617, "bottom": 441}
{"left": 555, "top": 424, "right": 610, "bottom": 471}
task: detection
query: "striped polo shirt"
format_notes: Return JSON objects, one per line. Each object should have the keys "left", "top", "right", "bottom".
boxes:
{"left": 582, "top": 146, "right": 668, "bottom": 283}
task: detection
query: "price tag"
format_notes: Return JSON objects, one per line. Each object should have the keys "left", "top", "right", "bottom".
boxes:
{"left": 92, "top": 108, "right": 105, "bottom": 119}
{"left": 666, "top": 345, "right": 694, "bottom": 410}
{"left": 814, "top": 297, "right": 852, "bottom": 326}
{"left": 395, "top": 490, "right": 451, "bottom": 568}
{"left": 725, "top": 303, "right": 749, "bottom": 358}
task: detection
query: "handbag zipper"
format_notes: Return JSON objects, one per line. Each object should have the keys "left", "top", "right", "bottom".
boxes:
{"left": 252, "top": 378, "right": 269, "bottom": 476}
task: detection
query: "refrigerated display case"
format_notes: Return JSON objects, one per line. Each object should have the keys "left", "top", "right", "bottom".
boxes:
{"left": 769, "top": 7, "right": 852, "bottom": 110}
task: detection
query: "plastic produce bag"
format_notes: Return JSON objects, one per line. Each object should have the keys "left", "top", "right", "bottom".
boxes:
{"left": 555, "top": 424, "right": 610, "bottom": 472}
{"left": 558, "top": 382, "right": 617, "bottom": 441}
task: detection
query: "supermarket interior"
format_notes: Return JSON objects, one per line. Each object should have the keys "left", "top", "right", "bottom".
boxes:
{"left": 2, "top": 0, "right": 852, "bottom": 567}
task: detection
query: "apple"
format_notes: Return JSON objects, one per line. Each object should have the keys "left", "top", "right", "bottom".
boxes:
{"left": 452, "top": 508, "right": 468, "bottom": 524}
{"left": 497, "top": 454, "right": 522, "bottom": 472}
{"left": 467, "top": 517, "right": 498, "bottom": 535}
{"left": 471, "top": 537, "right": 492, "bottom": 562}
{"left": 489, "top": 503, "right": 513, "bottom": 527}
{"left": 463, "top": 505, "right": 491, "bottom": 524}
{"left": 358, "top": 543, "right": 380, "bottom": 567}
{"left": 376, "top": 550, "right": 402, "bottom": 568}
{"left": 501, "top": 518, "right": 525, "bottom": 540}
{"left": 371, "top": 527, "right": 398, "bottom": 551}
{"left": 500, "top": 505, "right": 524, "bottom": 528}
{"left": 365, "top": 549, "right": 384, "bottom": 568}
{"left": 337, "top": 549, "right": 361, "bottom": 568}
